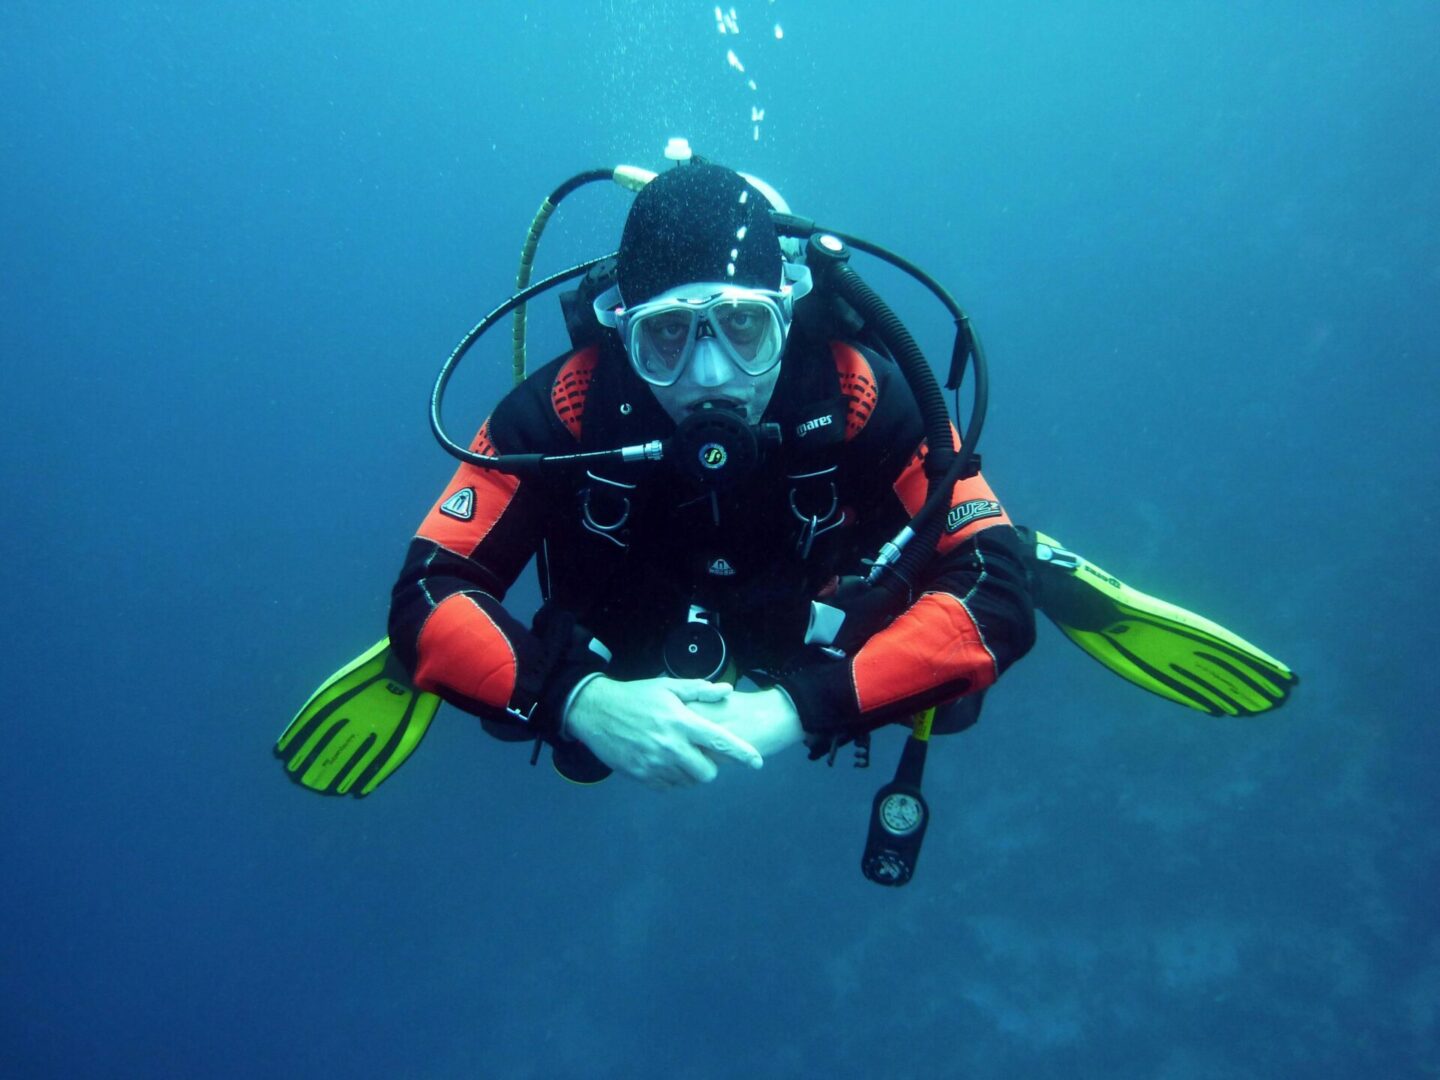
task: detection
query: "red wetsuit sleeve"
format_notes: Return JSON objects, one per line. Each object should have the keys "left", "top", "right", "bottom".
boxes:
{"left": 775, "top": 411, "right": 1036, "bottom": 735}
{"left": 388, "top": 351, "right": 609, "bottom": 735}
{"left": 847, "top": 434, "right": 1029, "bottom": 714}
{"left": 848, "top": 514, "right": 1032, "bottom": 716}
{"left": 777, "top": 517, "right": 1034, "bottom": 735}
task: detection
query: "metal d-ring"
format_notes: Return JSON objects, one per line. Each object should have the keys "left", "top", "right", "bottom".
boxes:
{"left": 788, "top": 466, "right": 844, "bottom": 559}
{"left": 580, "top": 471, "right": 636, "bottom": 548}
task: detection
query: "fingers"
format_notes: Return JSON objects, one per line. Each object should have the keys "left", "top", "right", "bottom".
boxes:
{"left": 637, "top": 741, "right": 720, "bottom": 790}
{"left": 674, "top": 744, "right": 721, "bottom": 785}
{"left": 680, "top": 713, "right": 764, "bottom": 770}
{"left": 634, "top": 713, "right": 755, "bottom": 789}
{"left": 665, "top": 679, "right": 734, "bottom": 704}
{"left": 677, "top": 698, "right": 769, "bottom": 770}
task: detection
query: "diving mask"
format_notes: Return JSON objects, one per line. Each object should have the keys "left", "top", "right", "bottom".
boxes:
{"left": 595, "top": 262, "right": 813, "bottom": 388}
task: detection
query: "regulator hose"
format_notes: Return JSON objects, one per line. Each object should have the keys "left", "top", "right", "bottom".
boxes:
{"left": 803, "top": 238, "right": 953, "bottom": 595}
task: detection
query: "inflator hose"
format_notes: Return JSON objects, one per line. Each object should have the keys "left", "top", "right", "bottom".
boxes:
{"left": 829, "top": 263, "right": 954, "bottom": 592}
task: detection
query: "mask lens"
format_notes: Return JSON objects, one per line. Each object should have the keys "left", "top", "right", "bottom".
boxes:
{"left": 711, "top": 300, "right": 783, "bottom": 372}
{"left": 631, "top": 309, "right": 698, "bottom": 385}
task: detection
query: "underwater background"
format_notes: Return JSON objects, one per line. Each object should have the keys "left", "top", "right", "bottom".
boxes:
{"left": 3, "top": 2, "right": 1438, "bottom": 1077}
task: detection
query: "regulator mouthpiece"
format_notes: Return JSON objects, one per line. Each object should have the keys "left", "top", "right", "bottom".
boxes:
{"left": 669, "top": 405, "right": 779, "bottom": 489}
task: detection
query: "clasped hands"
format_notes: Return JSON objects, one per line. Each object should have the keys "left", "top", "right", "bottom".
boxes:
{"left": 562, "top": 675, "right": 806, "bottom": 789}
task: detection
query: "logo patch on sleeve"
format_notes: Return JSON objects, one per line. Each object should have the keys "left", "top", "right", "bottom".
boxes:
{"left": 945, "top": 499, "right": 1001, "bottom": 533}
{"left": 440, "top": 487, "right": 475, "bottom": 521}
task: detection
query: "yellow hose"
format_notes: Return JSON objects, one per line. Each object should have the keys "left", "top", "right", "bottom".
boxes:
{"left": 513, "top": 197, "right": 557, "bottom": 386}
{"left": 510, "top": 165, "right": 658, "bottom": 386}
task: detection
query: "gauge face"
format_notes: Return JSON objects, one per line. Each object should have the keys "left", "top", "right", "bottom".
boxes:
{"left": 879, "top": 792, "right": 924, "bottom": 836}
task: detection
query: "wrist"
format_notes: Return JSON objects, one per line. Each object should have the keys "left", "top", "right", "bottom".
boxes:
{"left": 767, "top": 685, "right": 800, "bottom": 725}
{"left": 560, "top": 673, "right": 609, "bottom": 741}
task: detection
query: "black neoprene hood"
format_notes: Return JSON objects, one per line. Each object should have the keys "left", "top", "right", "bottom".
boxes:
{"left": 616, "top": 163, "right": 784, "bottom": 306}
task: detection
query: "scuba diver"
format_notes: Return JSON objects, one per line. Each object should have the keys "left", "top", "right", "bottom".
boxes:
{"left": 389, "top": 162, "right": 1035, "bottom": 788}
{"left": 277, "top": 149, "right": 1297, "bottom": 885}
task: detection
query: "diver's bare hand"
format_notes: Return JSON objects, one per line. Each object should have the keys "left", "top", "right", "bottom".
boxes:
{"left": 562, "top": 676, "right": 763, "bottom": 789}
{"left": 688, "top": 687, "right": 806, "bottom": 759}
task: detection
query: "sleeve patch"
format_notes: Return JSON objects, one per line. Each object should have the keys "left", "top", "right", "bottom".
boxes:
{"left": 440, "top": 488, "right": 475, "bottom": 520}
{"left": 417, "top": 429, "right": 522, "bottom": 558}
{"left": 946, "top": 499, "right": 1002, "bottom": 533}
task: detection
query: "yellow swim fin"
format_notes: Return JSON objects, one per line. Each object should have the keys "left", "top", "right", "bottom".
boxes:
{"left": 1027, "top": 531, "right": 1298, "bottom": 716}
{"left": 275, "top": 638, "right": 440, "bottom": 796}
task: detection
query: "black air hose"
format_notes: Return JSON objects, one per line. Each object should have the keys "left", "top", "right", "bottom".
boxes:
{"left": 828, "top": 263, "right": 954, "bottom": 592}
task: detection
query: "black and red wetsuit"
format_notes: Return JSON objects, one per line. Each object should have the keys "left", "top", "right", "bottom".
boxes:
{"left": 389, "top": 325, "right": 1035, "bottom": 765}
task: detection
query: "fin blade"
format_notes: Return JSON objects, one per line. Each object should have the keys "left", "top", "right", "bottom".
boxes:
{"left": 1033, "top": 533, "right": 1299, "bottom": 717}
{"left": 356, "top": 692, "right": 441, "bottom": 795}
{"left": 276, "top": 638, "right": 438, "bottom": 797}
{"left": 1061, "top": 626, "right": 1226, "bottom": 714}
{"left": 318, "top": 732, "right": 380, "bottom": 795}
{"left": 276, "top": 639, "right": 391, "bottom": 755}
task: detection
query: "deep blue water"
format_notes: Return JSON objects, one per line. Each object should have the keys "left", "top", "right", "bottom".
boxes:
{"left": 3, "top": 2, "right": 1438, "bottom": 1077}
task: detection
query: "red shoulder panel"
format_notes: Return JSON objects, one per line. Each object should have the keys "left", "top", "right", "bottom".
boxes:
{"left": 891, "top": 424, "right": 1012, "bottom": 553}
{"left": 830, "top": 343, "right": 878, "bottom": 441}
{"left": 417, "top": 419, "right": 522, "bottom": 558}
{"left": 551, "top": 346, "right": 599, "bottom": 441}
